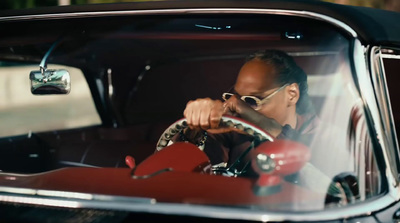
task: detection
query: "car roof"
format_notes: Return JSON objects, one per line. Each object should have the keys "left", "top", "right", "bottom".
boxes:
{"left": 1, "top": 0, "right": 400, "bottom": 47}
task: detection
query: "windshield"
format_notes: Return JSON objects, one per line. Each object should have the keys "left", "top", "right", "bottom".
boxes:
{"left": 0, "top": 12, "right": 385, "bottom": 215}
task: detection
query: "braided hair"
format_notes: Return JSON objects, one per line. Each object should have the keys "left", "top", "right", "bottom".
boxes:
{"left": 246, "top": 50, "right": 313, "bottom": 115}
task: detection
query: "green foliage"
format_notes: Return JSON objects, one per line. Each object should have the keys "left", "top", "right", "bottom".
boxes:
{"left": 0, "top": 0, "right": 159, "bottom": 9}
{"left": 323, "top": 0, "right": 385, "bottom": 9}
{"left": 0, "top": 0, "right": 391, "bottom": 10}
{"left": 0, "top": 0, "right": 60, "bottom": 9}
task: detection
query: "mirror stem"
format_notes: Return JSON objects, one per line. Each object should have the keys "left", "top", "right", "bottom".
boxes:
{"left": 39, "top": 39, "right": 61, "bottom": 73}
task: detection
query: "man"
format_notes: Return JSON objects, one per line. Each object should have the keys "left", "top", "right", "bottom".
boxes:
{"left": 180, "top": 50, "right": 318, "bottom": 174}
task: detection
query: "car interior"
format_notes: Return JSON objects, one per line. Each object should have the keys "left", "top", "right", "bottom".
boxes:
{"left": 0, "top": 13, "right": 383, "bottom": 201}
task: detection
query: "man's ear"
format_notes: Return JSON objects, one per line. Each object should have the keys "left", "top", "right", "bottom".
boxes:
{"left": 287, "top": 83, "right": 299, "bottom": 105}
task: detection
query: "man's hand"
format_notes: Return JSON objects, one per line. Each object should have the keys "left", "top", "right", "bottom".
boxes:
{"left": 184, "top": 98, "right": 224, "bottom": 130}
{"left": 183, "top": 96, "right": 283, "bottom": 137}
{"left": 183, "top": 97, "right": 246, "bottom": 138}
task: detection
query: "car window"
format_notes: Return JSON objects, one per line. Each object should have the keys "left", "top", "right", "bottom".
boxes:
{"left": 119, "top": 16, "right": 384, "bottom": 210}
{"left": 0, "top": 12, "right": 389, "bottom": 216}
{"left": 369, "top": 47, "right": 400, "bottom": 177}
{"left": 381, "top": 49, "right": 400, "bottom": 139}
{"left": 0, "top": 63, "right": 101, "bottom": 137}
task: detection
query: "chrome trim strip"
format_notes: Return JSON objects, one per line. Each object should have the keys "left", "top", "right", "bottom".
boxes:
{"left": 0, "top": 191, "right": 395, "bottom": 222}
{"left": 59, "top": 161, "right": 99, "bottom": 168}
{"left": 368, "top": 46, "right": 400, "bottom": 191}
{"left": 0, "top": 186, "right": 156, "bottom": 203}
{"left": 353, "top": 41, "right": 399, "bottom": 200}
{"left": 0, "top": 8, "right": 357, "bottom": 38}
{"left": 381, "top": 54, "right": 400, "bottom": 59}
{"left": 288, "top": 51, "right": 339, "bottom": 57}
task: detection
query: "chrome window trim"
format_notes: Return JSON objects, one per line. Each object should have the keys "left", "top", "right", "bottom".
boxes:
{"left": 353, "top": 42, "right": 400, "bottom": 199}
{"left": 0, "top": 189, "right": 396, "bottom": 222}
{"left": 381, "top": 54, "right": 400, "bottom": 59}
{"left": 1, "top": 7, "right": 397, "bottom": 222}
{"left": 0, "top": 8, "right": 357, "bottom": 38}
{"left": 369, "top": 46, "right": 400, "bottom": 188}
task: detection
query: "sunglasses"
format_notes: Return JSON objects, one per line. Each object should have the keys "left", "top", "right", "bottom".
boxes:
{"left": 222, "top": 84, "right": 289, "bottom": 110}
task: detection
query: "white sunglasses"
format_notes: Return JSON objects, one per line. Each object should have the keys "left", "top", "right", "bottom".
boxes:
{"left": 222, "top": 84, "right": 289, "bottom": 110}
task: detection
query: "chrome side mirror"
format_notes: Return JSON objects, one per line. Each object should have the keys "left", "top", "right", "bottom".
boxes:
{"left": 30, "top": 40, "right": 71, "bottom": 95}
{"left": 30, "top": 69, "right": 71, "bottom": 94}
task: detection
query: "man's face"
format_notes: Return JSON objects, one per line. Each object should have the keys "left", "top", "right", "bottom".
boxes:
{"left": 234, "top": 59, "right": 297, "bottom": 126}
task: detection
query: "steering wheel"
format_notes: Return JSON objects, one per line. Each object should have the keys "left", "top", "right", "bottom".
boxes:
{"left": 156, "top": 115, "right": 274, "bottom": 151}
{"left": 156, "top": 115, "right": 274, "bottom": 177}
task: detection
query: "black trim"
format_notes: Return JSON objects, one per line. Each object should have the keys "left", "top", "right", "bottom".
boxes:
{"left": 1, "top": 0, "right": 400, "bottom": 46}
